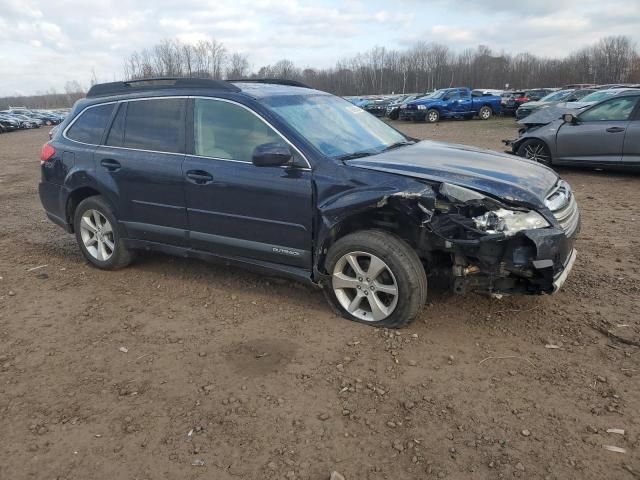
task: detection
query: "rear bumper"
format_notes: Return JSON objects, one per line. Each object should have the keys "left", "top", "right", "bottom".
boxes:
{"left": 39, "top": 181, "right": 72, "bottom": 232}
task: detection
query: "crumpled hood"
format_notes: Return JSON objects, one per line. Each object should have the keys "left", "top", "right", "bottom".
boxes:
{"left": 517, "top": 106, "right": 578, "bottom": 126}
{"left": 348, "top": 140, "right": 559, "bottom": 208}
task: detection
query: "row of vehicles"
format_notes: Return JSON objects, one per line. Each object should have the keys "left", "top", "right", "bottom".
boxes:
{"left": 0, "top": 107, "right": 68, "bottom": 134}
{"left": 507, "top": 88, "right": 640, "bottom": 170}
{"left": 501, "top": 84, "right": 640, "bottom": 119}
{"left": 347, "top": 88, "right": 503, "bottom": 123}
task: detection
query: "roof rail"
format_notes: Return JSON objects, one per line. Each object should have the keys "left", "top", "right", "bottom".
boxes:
{"left": 228, "top": 78, "right": 313, "bottom": 89}
{"left": 86, "top": 77, "right": 241, "bottom": 98}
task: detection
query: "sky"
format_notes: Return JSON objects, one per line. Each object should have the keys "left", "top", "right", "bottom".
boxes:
{"left": 1, "top": 0, "right": 639, "bottom": 96}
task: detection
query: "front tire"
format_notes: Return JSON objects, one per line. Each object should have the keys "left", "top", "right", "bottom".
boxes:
{"left": 323, "top": 230, "right": 427, "bottom": 328}
{"left": 426, "top": 109, "right": 440, "bottom": 123}
{"left": 517, "top": 139, "right": 552, "bottom": 166}
{"left": 478, "top": 106, "right": 492, "bottom": 120}
{"left": 73, "top": 195, "right": 134, "bottom": 270}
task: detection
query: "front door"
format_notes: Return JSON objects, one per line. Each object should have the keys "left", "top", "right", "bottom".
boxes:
{"left": 622, "top": 98, "right": 640, "bottom": 168}
{"left": 95, "top": 98, "right": 189, "bottom": 246}
{"left": 182, "top": 98, "right": 313, "bottom": 269}
{"left": 555, "top": 96, "right": 639, "bottom": 166}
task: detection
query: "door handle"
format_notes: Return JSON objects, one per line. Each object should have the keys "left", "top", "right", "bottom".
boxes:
{"left": 100, "top": 158, "right": 121, "bottom": 171}
{"left": 606, "top": 127, "right": 625, "bottom": 133}
{"left": 186, "top": 170, "right": 214, "bottom": 184}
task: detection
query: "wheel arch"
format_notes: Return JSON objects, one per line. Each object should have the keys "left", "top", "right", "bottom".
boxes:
{"left": 65, "top": 186, "right": 104, "bottom": 232}
{"left": 314, "top": 198, "right": 432, "bottom": 281}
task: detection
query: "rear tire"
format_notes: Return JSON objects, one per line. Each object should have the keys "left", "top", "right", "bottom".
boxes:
{"left": 426, "top": 109, "right": 440, "bottom": 123}
{"left": 478, "top": 106, "right": 492, "bottom": 120}
{"left": 73, "top": 195, "right": 134, "bottom": 270}
{"left": 517, "top": 139, "right": 552, "bottom": 166}
{"left": 323, "top": 230, "right": 427, "bottom": 328}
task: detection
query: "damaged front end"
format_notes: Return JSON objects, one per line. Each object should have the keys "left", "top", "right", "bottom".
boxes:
{"left": 424, "top": 182, "right": 577, "bottom": 296}
{"left": 316, "top": 178, "right": 578, "bottom": 297}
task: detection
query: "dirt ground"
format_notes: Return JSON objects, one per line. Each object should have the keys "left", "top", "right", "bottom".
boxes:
{"left": 1, "top": 117, "right": 639, "bottom": 480}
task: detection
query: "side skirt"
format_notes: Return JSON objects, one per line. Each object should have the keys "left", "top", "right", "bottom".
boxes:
{"left": 123, "top": 238, "right": 317, "bottom": 287}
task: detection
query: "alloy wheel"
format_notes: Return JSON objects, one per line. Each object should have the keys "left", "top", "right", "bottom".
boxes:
{"left": 79, "top": 209, "right": 115, "bottom": 261}
{"left": 332, "top": 251, "right": 399, "bottom": 322}
{"left": 522, "top": 142, "right": 550, "bottom": 164}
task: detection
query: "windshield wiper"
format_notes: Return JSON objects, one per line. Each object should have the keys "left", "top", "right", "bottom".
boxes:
{"left": 381, "top": 140, "right": 415, "bottom": 152}
{"left": 335, "top": 151, "right": 376, "bottom": 161}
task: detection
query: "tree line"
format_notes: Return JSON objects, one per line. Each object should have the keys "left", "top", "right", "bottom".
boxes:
{"left": 123, "top": 35, "right": 640, "bottom": 96}
{"left": 3, "top": 35, "right": 639, "bottom": 108}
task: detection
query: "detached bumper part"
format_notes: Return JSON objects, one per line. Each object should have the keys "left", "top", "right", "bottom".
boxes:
{"left": 551, "top": 248, "right": 577, "bottom": 293}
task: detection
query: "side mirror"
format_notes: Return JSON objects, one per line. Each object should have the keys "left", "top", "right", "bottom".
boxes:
{"left": 562, "top": 113, "right": 577, "bottom": 124}
{"left": 252, "top": 142, "right": 293, "bottom": 167}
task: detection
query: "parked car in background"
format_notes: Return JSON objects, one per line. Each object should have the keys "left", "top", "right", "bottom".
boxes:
{"left": 0, "top": 114, "right": 21, "bottom": 132}
{"left": 515, "top": 89, "right": 596, "bottom": 120}
{"left": 39, "top": 77, "right": 578, "bottom": 327}
{"left": 3, "top": 113, "right": 41, "bottom": 128}
{"left": 507, "top": 91, "right": 640, "bottom": 170}
{"left": 502, "top": 88, "right": 556, "bottom": 116}
{"left": 364, "top": 96, "right": 399, "bottom": 117}
{"left": 501, "top": 90, "right": 526, "bottom": 115}
{"left": 401, "top": 87, "right": 501, "bottom": 122}
{"left": 558, "top": 87, "right": 640, "bottom": 110}
{"left": 386, "top": 93, "right": 428, "bottom": 120}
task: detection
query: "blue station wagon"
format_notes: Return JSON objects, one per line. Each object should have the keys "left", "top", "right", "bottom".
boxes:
{"left": 39, "top": 78, "right": 579, "bottom": 327}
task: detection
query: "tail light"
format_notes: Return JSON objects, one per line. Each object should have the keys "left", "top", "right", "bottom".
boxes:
{"left": 40, "top": 143, "right": 56, "bottom": 165}
{"left": 516, "top": 96, "right": 530, "bottom": 102}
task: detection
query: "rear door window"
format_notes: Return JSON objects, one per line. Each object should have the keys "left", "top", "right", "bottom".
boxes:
{"left": 66, "top": 103, "right": 115, "bottom": 144}
{"left": 123, "top": 98, "right": 186, "bottom": 153}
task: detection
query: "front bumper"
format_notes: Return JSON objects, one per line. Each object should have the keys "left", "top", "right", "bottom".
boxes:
{"left": 399, "top": 109, "right": 424, "bottom": 120}
{"left": 552, "top": 248, "right": 577, "bottom": 293}
{"left": 449, "top": 226, "right": 578, "bottom": 296}
{"left": 365, "top": 107, "right": 387, "bottom": 117}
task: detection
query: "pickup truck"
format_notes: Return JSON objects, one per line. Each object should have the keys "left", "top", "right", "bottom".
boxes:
{"left": 400, "top": 87, "right": 502, "bottom": 123}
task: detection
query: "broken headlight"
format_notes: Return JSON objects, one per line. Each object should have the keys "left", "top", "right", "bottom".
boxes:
{"left": 473, "top": 208, "right": 549, "bottom": 235}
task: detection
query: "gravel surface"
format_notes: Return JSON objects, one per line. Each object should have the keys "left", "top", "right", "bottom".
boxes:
{"left": 1, "top": 118, "right": 639, "bottom": 480}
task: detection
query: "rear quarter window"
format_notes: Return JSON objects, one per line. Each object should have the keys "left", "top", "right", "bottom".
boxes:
{"left": 66, "top": 103, "right": 115, "bottom": 144}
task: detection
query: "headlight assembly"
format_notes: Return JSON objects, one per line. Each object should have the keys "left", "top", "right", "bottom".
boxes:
{"left": 473, "top": 208, "right": 549, "bottom": 235}
{"left": 417, "top": 105, "right": 427, "bottom": 110}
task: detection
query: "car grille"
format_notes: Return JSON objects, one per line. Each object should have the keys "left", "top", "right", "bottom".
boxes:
{"left": 545, "top": 181, "right": 580, "bottom": 237}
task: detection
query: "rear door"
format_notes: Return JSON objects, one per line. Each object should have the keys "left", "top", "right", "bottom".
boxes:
{"left": 182, "top": 97, "right": 313, "bottom": 268}
{"left": 555, "top": 96, "right": 639, "bottom": 166}
{"left": 95, "top": 97, "right": 189, "bottom": 246}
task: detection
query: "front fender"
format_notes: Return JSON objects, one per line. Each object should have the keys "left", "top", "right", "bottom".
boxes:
{"left": 313, "top": 179, "right": 436, "bottom": 280}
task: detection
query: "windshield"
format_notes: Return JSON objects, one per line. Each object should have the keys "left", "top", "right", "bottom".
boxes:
{"left": 430, "top": 89, "right": 447, "bottom": 99}
{"left": 540, "top": 90, "right": 574, "bottom": 102}
{"left": 577, "top": 90, "right": 621, "bottom": 103}
{"left": 263, "top": 94, "right": 408, "bottom": 158}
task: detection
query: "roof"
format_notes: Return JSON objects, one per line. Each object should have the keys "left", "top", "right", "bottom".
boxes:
{"left": 86, "top": 77, "right": 322, "bottom": 100}
{"left": 231, "top": 82, "right": 327, "bottom": 98}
